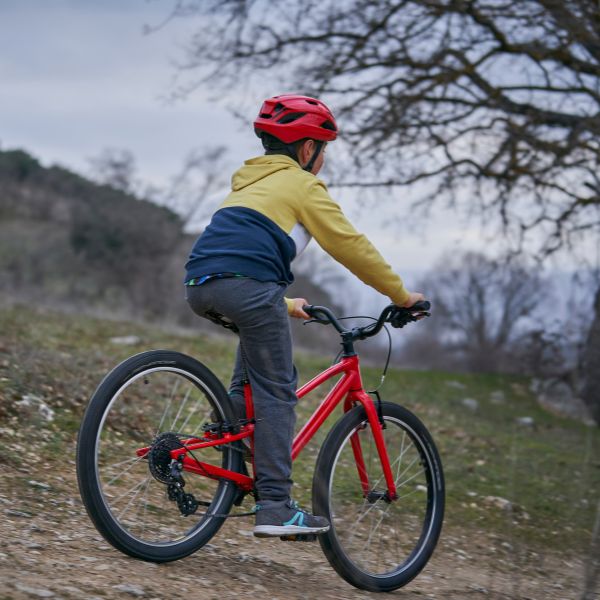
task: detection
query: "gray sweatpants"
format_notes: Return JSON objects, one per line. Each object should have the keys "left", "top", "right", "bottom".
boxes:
{"left": 185, "top": 277, "right": 297, "bottom": 505}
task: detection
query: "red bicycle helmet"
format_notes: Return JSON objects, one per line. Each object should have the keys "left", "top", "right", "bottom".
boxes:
{"left": 254, "top": 94, "right": 338, "bottom": 143}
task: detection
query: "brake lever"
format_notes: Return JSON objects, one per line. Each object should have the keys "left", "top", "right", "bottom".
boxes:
{"left": 389, "top": 308, "right": 430, "bottom": 328}
{"left": 303, "top": 317, "right": 330, "bottom": 326}
{"left": 412, "top": 311, "right": 430, "bottom": 320}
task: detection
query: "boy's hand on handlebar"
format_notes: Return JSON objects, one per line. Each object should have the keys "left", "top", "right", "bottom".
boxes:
{"left": 290, "top": 298, "right": 311, "bottom": 319}
{"left": 400, "top": 292, "right": 426, "bottom": 308}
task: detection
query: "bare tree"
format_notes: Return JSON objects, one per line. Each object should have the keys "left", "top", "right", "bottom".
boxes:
{"left": 581, "top": 288, "right": 600, "bottom": 423}
{"left": 160, "top": 145, "right": 230, "bottom": 226}
{"left": 88, "top": 145, "right": 230, "bottom": 227}
{"left": 400, "top": 251, "right": 550, "bottom": 372}
{"left": 583, "top": 500, "right": 600, "bottom": 600}
{"left": 162, "top": 0, "right": 600, "bottom": 420}
{"left": 88, "top": 148, "right": 138, "bottom": 195}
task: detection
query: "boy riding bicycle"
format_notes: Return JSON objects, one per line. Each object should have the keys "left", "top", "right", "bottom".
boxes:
{"left": 184, "top": 94, "right": 424, "bottom": 538}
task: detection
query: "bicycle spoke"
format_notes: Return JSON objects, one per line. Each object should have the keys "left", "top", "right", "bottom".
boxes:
{"left": 170, "top": 385, "right": 192, "bottom": 431}
{"left": 364, "top": 436, "right": 415, "bottom": 493}
{"left": 395, "top": 459, "right": 423, "bottom": 489}
{"left": 365, "top": 501, "right": 392, "bottom": 555}
{"left": 396, "top": 431, "right": 407, "bottom": 482}
{"left": 353, "top": 493, "right": 386, "bottom": 525}
{"left": 394, "top": 488, "right": 422, "bottom": 502}
{"left": 154, "top": 377, "right": 180, "bottom": 437}
{"left": 105, "top": 475, "right": 148, "bottom": 504}
{"left": 103, "top": 456, "right": 145, "bottom": 487}
{"left": 343, "top": 496, "right": 371, "bottom": 548}
{"left": 179, "top": 398, "right": 207, "bottom": 434}
{"left": 394, "top": 453, "right": 419, "bottom": 480}
{"left": 112, "top": 477, "right": 149, "bottom": 515}
{"left": 139, "top": 475, "right": 153, "bottom": 537}
{"left": 103, "top": 456, "right": 143, "bottom": 471}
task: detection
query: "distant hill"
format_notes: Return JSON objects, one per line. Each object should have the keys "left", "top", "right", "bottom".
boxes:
{"left": 0, "top": 148, "right": 193, "bottom": 323}
{"left": 0, "top": 148, "right": 340, "bottom": 349}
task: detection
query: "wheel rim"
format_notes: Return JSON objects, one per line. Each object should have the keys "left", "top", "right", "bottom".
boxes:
{"left": 94, "top": 367, "right": 233, "bottom": 546}
{"left": 327, "top": 415, "right": 439, "bottom": 578}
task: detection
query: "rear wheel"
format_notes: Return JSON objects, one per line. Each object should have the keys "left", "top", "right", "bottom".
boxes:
{"left": 77, "top": 350, "right": 243, "bottom": 562}
{"left": 313, "top": 402, "right": 444, "bottom": 591}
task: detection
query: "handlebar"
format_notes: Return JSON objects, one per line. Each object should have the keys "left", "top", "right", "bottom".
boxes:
{"left": 302, "top": 301, "right": 430, "bottom": 342}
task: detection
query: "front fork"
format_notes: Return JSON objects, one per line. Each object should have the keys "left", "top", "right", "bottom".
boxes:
{"left": 345, "top": 391, "right": 398, "bottom": 501}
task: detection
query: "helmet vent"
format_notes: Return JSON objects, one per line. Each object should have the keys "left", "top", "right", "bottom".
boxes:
{"left": 277, "top": 112, "right": 306, "bottom": 124}
{"left": 321, "top": 120, "right": 336, "bottom": 131}
{"left": 260, "top": 113, "right": 272, "bottom": 119}
{"left": 305, "top": 99, "right": 318, "bottom": 105}
{"left": 274, "top": 103, "right": 285, "bottom": 113}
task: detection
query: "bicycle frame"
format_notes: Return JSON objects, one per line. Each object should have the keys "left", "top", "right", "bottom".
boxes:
{"left": 136, "top": 354, "right": 398, "bottom": 500}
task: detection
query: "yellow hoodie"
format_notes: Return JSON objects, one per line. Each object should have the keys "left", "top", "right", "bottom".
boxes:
{"left": 185, "top": 155, "right": 410, "bottom": 311}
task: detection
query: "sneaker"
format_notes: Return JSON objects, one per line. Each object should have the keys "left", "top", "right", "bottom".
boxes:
{"left": 253, "top": 500, "right": 330, "bottom": 538}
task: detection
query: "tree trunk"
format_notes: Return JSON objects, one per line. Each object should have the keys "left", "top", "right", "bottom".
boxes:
{"left": 581, "top": 285, "right": 600, "bottom": 426}
{"left": 582, "top": 500, "right": 600, "bottom": 599}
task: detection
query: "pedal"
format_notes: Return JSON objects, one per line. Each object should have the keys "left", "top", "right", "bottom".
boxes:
{"left": 279, "top": 534, "right": 317, "bottom": 542}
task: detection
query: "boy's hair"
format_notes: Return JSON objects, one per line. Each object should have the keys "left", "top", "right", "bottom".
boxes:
{"left": 260, "top": 132, "right": 307, "bottom": 163}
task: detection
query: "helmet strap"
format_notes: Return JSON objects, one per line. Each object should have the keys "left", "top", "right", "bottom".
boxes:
{"left": 302, "top": 141, "right": 324, "bottom": 173}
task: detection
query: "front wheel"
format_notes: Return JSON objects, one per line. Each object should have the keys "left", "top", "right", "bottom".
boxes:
{"left": 313, "top": 402, "right": 444, "bottom": 592}
{"left": 76, "top": 350, "right": 243, "bottom": 562}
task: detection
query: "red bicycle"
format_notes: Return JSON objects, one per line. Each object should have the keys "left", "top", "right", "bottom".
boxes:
{"left": 77, "top": 302, "right": 444, "bottom": 592}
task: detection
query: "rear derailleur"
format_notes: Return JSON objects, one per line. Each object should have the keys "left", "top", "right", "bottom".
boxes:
{"left": 167, "top": 478, "right": 199, "bottom": 517}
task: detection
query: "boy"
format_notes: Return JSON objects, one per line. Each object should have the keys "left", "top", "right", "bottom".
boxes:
{"left": 185, "top": 94, "right": 424, "bottom": 538}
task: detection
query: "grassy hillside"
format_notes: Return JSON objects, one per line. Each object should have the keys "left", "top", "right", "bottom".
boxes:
{"left": 0, "top": 149, "right": 194, "bottom": 321}
{"left": 0, "top": 303, "right": 598, "bottom": 565}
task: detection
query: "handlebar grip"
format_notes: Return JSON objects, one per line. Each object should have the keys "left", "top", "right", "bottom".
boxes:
{"left": 410, "top": 300, "right": 431, "bottom": 312}
{"left": 302, "top": 305, "right": 332, "bottom": 324}
{"left": 303, "top": 305, "right": 325, "bottom": 319}
{"left": 302, "top": 304, "right": 316, "bottom": 316}
{"left": 302, "top": 305, "right": 346, "bottom": 332}
{"left": 389, "top": 300, "right": 431, "bottom": 329}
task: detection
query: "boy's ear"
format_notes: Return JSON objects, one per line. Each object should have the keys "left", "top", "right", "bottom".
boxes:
{"left": 298, "top": 139, "right": 314, "bottom": 163}
{"left": 296, "top": 140, "right": 306, "bottom": 164}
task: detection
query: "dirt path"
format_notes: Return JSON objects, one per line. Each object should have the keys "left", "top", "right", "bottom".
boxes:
{"left": 0, "top": 463, "right": 590, "bottom": 600}
{"left": 1, "top": 305, "right": 598, "bottom": 599}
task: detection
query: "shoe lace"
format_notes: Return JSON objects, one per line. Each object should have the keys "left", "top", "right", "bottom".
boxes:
{"left": 254, "top": 500, "right": 311, "bottom": 515}
{"left": 287, "top": 499, "right": 310, "bottom": 514}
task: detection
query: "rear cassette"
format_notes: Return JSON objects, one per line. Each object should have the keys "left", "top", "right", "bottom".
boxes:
{"left": 148, "top": 432, "right": 183, "bottom": 484}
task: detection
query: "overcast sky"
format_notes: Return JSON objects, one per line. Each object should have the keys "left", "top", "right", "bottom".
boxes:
{"left": 0, "top": 1, "right": 258, "bottom": 181}
{"left": 1, "top": 0, "right": 589, "bottom": 308}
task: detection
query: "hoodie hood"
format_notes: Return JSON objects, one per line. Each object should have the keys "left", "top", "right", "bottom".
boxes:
{"left": 231, "top": 155, "right": 301, "bottom": 191}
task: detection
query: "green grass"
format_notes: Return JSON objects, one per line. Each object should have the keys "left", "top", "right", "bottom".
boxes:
{"left": 0, "top": 303, "right": 598, "bottom": 557}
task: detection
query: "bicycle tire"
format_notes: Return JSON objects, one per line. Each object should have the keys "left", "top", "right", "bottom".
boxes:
{"left": 312, "top": 401, "right": 444, "bottom": 591}
{"left": 77, "top": 350, "right": 243, "bottom": 562}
